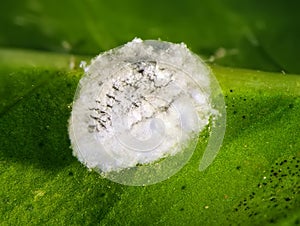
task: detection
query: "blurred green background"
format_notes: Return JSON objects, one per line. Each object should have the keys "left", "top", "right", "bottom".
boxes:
{"left": 0, "top": 1, "right": 300, "bottom": 226}
{"left": 1, "top": 0, "right": 300, "bottom": 73}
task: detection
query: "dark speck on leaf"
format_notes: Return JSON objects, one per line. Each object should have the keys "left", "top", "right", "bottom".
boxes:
{"left": 269, "top": 218, "right": 275, "bottom": 223}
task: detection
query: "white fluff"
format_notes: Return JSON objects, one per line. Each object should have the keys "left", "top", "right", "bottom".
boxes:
{"left": 69, "top": 39, "right": 212, "bottom": 174}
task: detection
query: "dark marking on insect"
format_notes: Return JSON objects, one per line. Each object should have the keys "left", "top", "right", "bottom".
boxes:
{"left": 132, "top": 102, "right": 139, "bottom": 107}
{"left": 112, "top": 85, "right": 119, "bottom": 91}
{"left": 106, "top": 94, "right": 116, "bottom": 100}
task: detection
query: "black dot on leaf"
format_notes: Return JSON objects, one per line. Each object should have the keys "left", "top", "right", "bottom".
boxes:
{"left": 181, "top": 185, "right": 186, "bottom": 190}
{"left": 269, "top": 218, "right": 275, "bottom": 223}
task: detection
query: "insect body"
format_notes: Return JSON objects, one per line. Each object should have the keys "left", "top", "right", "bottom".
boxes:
{"left": 69, "top": 38, "right": 226, "bottom": 186}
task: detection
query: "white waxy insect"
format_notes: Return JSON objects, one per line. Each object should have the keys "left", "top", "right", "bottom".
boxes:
{"left": 69, "top": 38, "right": 226, "bottom": 186}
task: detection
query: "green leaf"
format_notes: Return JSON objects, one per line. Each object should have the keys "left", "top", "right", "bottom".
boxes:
{"left": 0, "top": 48, "right": 299, "bottom": 225}
{"left": 1, "top": 1, "right": 300, "bottom": 225}
{"left": 1, "top": 0, "right": 300, "bottom": 72}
